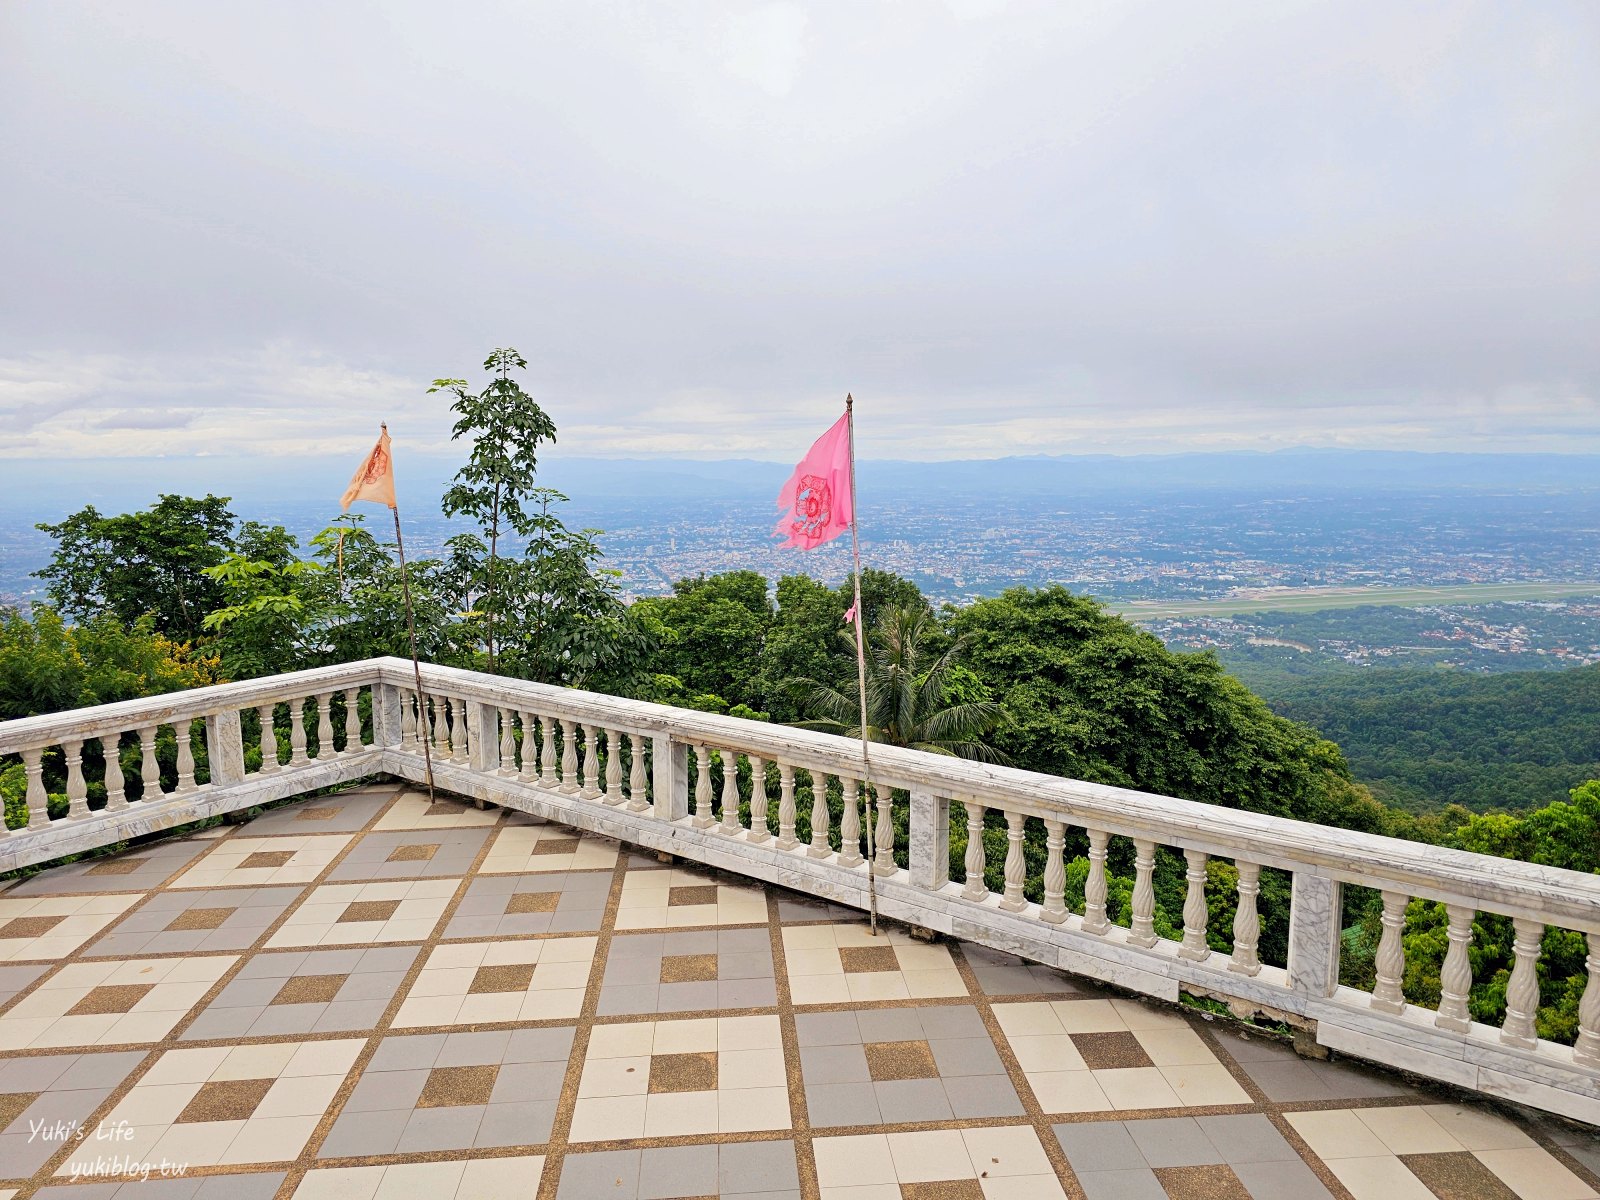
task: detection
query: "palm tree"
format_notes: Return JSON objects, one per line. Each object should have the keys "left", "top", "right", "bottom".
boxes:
{"left": 785, "top": 604, "right": 1010, "bottom": 763}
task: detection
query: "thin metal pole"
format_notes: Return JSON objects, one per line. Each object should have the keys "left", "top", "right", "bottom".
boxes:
{"left": 392, "top": 503, "right": 436, "bottom": 802}
{"left": 846, "top": 394, "right": 880, "bottom": 935}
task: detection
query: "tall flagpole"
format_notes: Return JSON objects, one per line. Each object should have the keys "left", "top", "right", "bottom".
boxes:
{"left": 845, "top": 395, "right": 881, "bottom": 935}
{"left": 385, "top": 435, "right": 436, "bottom": 804}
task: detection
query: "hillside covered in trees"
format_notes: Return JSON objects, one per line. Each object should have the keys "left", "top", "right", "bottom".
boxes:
{"left": 1256, "top": 665, "right": 1600, "bottom": 814}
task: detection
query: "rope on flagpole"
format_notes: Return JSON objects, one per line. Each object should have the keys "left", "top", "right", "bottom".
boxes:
{"left": 845, "top": 394, "right": 880, "bottom": 936}
{"left": 389, "top": 478, "right": 437, "bottom": 803}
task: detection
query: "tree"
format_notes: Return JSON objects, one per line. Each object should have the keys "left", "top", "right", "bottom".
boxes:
{"left": 786, "top": 604, "right": 1009, "bottom": 761}
{"left": 36, "top": 494, "right": 239, "bottom": 642}
{"left": 632, "top": 571, "right": 775, "bottom": 710}
{"left": 432, "top": 348, "right": 558, "bottom": 671}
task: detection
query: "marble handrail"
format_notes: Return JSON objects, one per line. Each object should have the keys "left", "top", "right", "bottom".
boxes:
{"left": 3, "top": 655, "right": 1598, "bottom": 1122}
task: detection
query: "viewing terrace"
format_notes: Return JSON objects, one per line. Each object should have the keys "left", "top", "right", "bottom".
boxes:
{"left": 1, "top": 657, "right": 1598, "bottom": 1198}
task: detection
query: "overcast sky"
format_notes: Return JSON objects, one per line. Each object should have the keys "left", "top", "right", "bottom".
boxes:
{"left": 2, "top": 1, "right": 1596, "bottom": 464}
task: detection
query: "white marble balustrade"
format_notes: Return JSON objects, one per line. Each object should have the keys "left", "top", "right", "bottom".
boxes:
{"left": 3, "top": 654, "right": 1599, "bottom": 1125}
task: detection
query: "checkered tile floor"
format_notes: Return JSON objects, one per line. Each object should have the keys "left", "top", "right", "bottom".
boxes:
{"left": 0, "top": 782, "right": 1595, "bottom": 1200}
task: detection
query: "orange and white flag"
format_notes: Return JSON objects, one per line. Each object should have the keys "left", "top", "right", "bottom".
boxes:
{"left": 341, "top": 424, "right": 397, "bottom": 511}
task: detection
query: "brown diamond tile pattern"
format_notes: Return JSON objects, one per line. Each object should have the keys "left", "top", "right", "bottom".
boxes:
{"left": 470, "top": 963, "right": 537, "bottom": 994}
{"left": 1152, "top": 1163, "right": 1253, "bottom": 1199}
{"left": 599, "top": 929, "right": 776, "bottom": 1016}
{"left": 271, "top": 974, "right": 348, "bottom": 1005}
{"left": 85, "top": 857, "right": 148, "bottom": 877}
{"left": 0, "top": 915, "right": 67, "bottom": 939}
{"left": 176, "top": 1076, "right": 274, "bottom": 1123}
{"left": 649, "top": 1051, "right": 718, "bottom": 1093}
{"left": 418, "top": 1064, "right": 500, "bottom": 1108}
{"left": 900, "top": 1181, "right": 985, "bottom": 1200}
{"left": 387, "top": 843, "right": 440, "bottom": 862}
{"left": 530, "top": 837, "right": 580, "bottom": 857}
{"left": 840, "top": 944, "right": 900, "bottom": 974}
{"left": 669, "top": 885, "right": 719, "bottom": 907}
{"left": 66, "top": 983, "right": 154, "bottom": 1016}
{"left": 241, "top": 850, "right": 296, "bottom": 869}
{"left": 166, "top": 906, "right": 234, "bottom": 931}
{"left": 796, "top": 1004, "right": 1023, "bottom": 1127}
{"left": 1401, "top": 1151, "right": 1521, "bottom": 1199}
{"left": 864, "top": 1039, "right": 938, "bottom": 1082}
{"left": 338, "top": 898, "right": 402, "bottom": 923}
{"left": 507, "top": 891, "right": 561, "bottom": 914}
{"left": 1073, "top": 1030, "right": 1155, "bottom": 1070}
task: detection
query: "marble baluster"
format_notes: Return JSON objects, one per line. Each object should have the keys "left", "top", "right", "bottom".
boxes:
{"left": 1129, "top": 839, "right": 1159, "bottom": 947}
{"left": 580, "top": 725, "right": 601, "bottom": 797}
{"left": 692, "top": 745, "right": 715, "bottom": 828}
{"left": 175, "top": 720, "right": 197, "bottom": 793}
{"left": 343, "top": 687, "right": 363, "bottom": 753}
{"left": 520, "top": 711, "right": 541, "bottom": 783}
{"left": 1435, "top": 905, "right": 1475, "bottom": 1033}
{"left": 719, "top": 749, "right": 743, "bottom": 834}
{"left": 999, "top": 810, "right": 1028, "bottom": 912}
{"left": 1229, "top": 862, "right": 1263, "bottom": 976}
{"left": 1040, "top": 819, "right": 1067, "bottom": 924}
{"left": 1178, "top": 849, "right": 1211, "bottom": 962}
{"left": 838, "top": 776, "right": 863, "bottom": 867}
{"left": 961, "top": 801, "right": 988, "bottom": 902}
{"left": 63, "top": 738, "right": 89, "bottom": 819}
{"left": 604, "top": 729, "right": 624, "bottom": 805}
{"left": 776, "top": 764, "right": 798, "bottom": 850}
{"left": 566, "top": 720, "right": 585, "bottom": 793}
{"left": 1575, "top": 934, "right": 1600, "bottom": 1067}
{"left": 500, "top": 709, "right": 518, "bottom": 777}
{"left": 102, "top": 732, "right": 127, "bottom": 810}
{"left": 451, "top": 698, "right": 470, "bottom": 763}
{"left": 257, "top": 704, "right": 279, "bottom": 772}
{"left": 539, "top": 714, "right": 556, "bottom": 786}
{"left": 873, "top": 787, "right": 896, "bottom": 877}
{"left": 315, "top": 693, "right": 335, "bottom": 760}
{"left": 22, "top": 746, "right": 49, "bottom": 829}
{"left": 748, "top": 756, "right": 770, "bottom": 843}
{"left": 626, "top": 733, "right": 650, "bottom": 812}
{"left": 808, "top": 772, "right": 832, "bottom": 858}
{"left": 1500, "top": 918, "right": 1543, "bottom": 1049}
{"left": 1082, "top": 829, "right": 1110, "bottom": 935}
{"left": 138, "top": 726, "right": 161, "bottom": 802}
{"left": 290, "top": 700, "right": 310, "bottom": 766}
{"left": 1371, "top": 890, "right": 1409, "bottom": 1012}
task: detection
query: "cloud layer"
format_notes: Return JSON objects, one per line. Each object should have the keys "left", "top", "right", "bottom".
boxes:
{"left": 1, "top": 1, "right": 1595, "bottom": 463}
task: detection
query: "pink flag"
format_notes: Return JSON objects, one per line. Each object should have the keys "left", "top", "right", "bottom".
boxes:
{"left": 774, "top": 412, "right": 853, "bottom": 549}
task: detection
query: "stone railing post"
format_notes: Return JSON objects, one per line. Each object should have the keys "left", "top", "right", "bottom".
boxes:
{"left": 375, "top": 684, "right": 404, "bottom": 749}
{"left": 1287, "top": 873, "right": 1343, "bottom": 999}
{"left": 653, "top": 734, "right": 688, "bottom": 822}
{"left": 204, "top": 710, "right": 246, "bottom": 787}
{"left": 469, "top": 701, "right": 499, "bottom": 773}
{"left": 908, "top": 790, "right": 950, "bottom": 891}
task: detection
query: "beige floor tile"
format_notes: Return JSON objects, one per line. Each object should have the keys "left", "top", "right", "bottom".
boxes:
{"left": 1008, "top": 1033, "right": 1088, "bottom": 1073}
{"left": 1287, "top": 1109, "right": 1392, "bottom": 1159}
{"left": 293, "top": 1165, "right": 386, "bottom": 1200}
{"left": 721, "top": 1047, "right": 786, "bottom": 1090}
{"left": 588, "top": 1021, "right": 655, "bottom": 1059}
{"left": 719, "top": 1014, "right": 783, "bottom": 1051}
{"left": 1475, "top": 1147, "right": 1600, "bottom": 1200}
{"left": 653, "top": 1017, "right": 718, "bottom": 1054}
{"left": 979, "top": 1175, "right": 1067, "bottom": 1200}
{"left": 457, "top": 1155, "right": 545, "bottom": 1200}
{"left": 890, "top": 1129, "right": 976, "bottom": 1182}
{"left": 1421, "top": 1103, "right": 1536, "bottom": 1150}
{"left": 1324, "top": 1154, "right": 1440, "bottom": 1200}
{"left": 1134, "top": 1026, "right": 1216, "bottom": 1065}
{"left": 1354, "top": 1105, "right": 1463, "bottom": 1154}
{"left": 567, "top": 1093, "right": 647, "bottom": 1142}
{"left": 1096, "top": 1066, "right": 1183, "bottom": 1109}
{"left": 374, "top": 1161, "right": 467, "bottom": 1199}
{"left": 962, "top": 1125, "right": 1055, "bottom": 1177}
{"left": 1051, "top": 999, "right": 1127, "bottom": 1033}
{"left": 1028, "top": 1069, "right": 1113, "bottom": 1113}
{"left": 814, "top": 1134, "right": 897, "bottom": 1189}
{"left": 993, "top": 1001, "right": 1066, "bottom": 1038}
{"left": 579, "top": 1055, "right": 650, "bottom": 1098}
{"left": 1158, "top": 1063, "right": 1251, "bottom": 1105}
{"left": 790, "top": 974, "right": 851, "bottom": 1005}
{"left": 719, "top": 1085, "right": 791, "bottom": 1132}
{"left": 904, "top": 969, "right": 968, "bottom": 998}
{"left": 644, "top": 1089, "right": 713, "bottom": 1136}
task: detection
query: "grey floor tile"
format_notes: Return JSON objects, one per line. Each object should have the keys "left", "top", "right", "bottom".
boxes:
{"left": 638, "top": 1143, "right": 718, "bottom": 1199}
{"left": 318, "top": 1108, "right": 408, "bottom": 1157}
{"left": 658, "top": 981, "right": 720, "bottom": 1011}
{"left": 1195, "top": 1114, "right": 1297, "bottom": 1164}
{"left": 508, "top": 1026, "right": 577, "bottom": 1063}
{"left": 1237, "top": 1059, "right": 1338, "bottom": 1102}
{"left": 1055, "top": 1121, "right": 1146, "bottom": 1173}
{"left": 944, "top": 1074, "right": 1025, "bottom": 1118}
{"left": 1125, "top": 1117, "right": 1220, "bottom": 1168}
{"left": 930, "top": 1035, "right": 1005, "bottom": 1077}
{"left": 875, "top": 1078, "right": 954, "bottom": 1123}
{"left": 344, "top": 1069, "right": 430, "bottom": 1112}
{"left": 855, "top": 1008, "right": 922, "bottom": 1043}
{"left": 795, "top": 1011, "right": 862, "bottom": 1047}
{"left": 557, "top": 1148, "right": 640, "bottom": 1199}
{"left": 439, "top": 1028, "right": 512, "bottom": 1066}
{"left": 801, "top": 1043, "right": 870, "bottom": 1085}
{"left": 1075, "top": 1168, "right": 1167, "bottom": 1200}
{"left": 368, "top": 1032, "right": 446, "bottom": 1070}
{"left": 717, "top": 978, "right": 776, "bottom": 1008}
{"left": 493, "top": 1060, "right": 567, "bottom": 1102}
{"left": 804, "top": 1081, "right": 883, "bottom": 1127}
{"left": 478, "top": 1099, "right": 556, "bottom": 1146}
{"left": 722, "top": 1140, "right": 800, "bottom": 1193}
{"left": 916, "top": 1004, "right": 988, "bottom": 1039}
{"left": 1232, "top": 1157, "right": 1336, "bottom": 1199}
{"left": 397, "top": 1104, "right": 486, "bottom": 1152}
{"left": 599, "top": 983, "right": 660, "bottom": 1015}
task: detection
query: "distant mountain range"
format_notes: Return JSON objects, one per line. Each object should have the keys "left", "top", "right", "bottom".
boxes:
{"left": 3, "top": 448, "right": 1599, "bottom": 521}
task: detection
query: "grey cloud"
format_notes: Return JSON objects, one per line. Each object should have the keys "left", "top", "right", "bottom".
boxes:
{"left": 0, "top": 0, "right": 1595, "bottom": 461}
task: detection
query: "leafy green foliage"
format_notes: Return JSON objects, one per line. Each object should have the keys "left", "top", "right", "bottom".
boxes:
{"left": 432, "top": 348, "right": 558, "bottom": 670}
{"left": 1258, "top": 665, "right": 1600, "bottom": 813}
{"left": 36, "top": 494, "right": 239, "bottom": 642}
